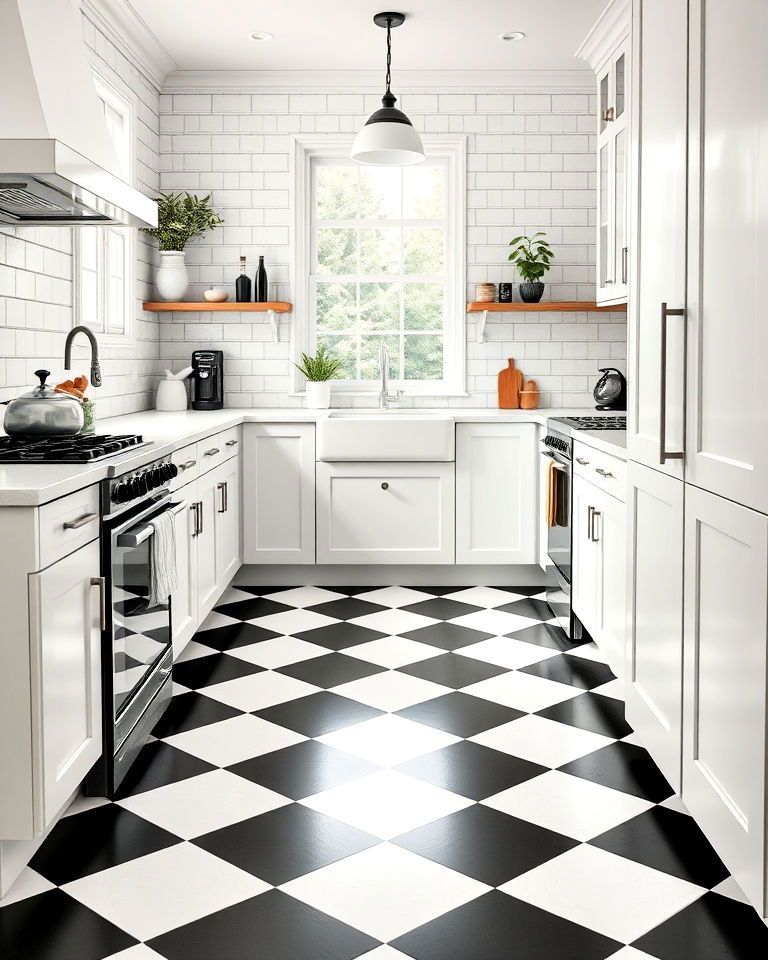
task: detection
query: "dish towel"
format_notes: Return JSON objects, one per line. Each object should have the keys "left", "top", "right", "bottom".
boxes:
{"left": 546, "top": 459, "right": 558, "bottom": 527}
{"left": 147, "top": 509, "right": 179, "bottom": 607}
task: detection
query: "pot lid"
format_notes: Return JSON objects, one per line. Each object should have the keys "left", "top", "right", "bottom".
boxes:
{"left": 18, "top": 369, "right": 74, "bottom": 401}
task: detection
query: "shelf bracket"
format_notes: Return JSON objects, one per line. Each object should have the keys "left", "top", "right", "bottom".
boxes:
{"left": 268, "top": 310, "right": 279, "bottom": 343}
{"left": 476, "top": 309, "right": 488, "bottom": 344}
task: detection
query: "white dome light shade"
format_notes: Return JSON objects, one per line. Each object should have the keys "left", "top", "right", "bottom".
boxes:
{"left": 351, "top": 12, "right": 425, "bottom": 166}
{"left": 351, "top": 99, "right": 425, "bottom": 166}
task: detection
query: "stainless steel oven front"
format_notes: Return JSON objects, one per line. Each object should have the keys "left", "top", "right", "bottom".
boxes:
{"left": 540, "top": 430, "right": 575, "bottom": 637}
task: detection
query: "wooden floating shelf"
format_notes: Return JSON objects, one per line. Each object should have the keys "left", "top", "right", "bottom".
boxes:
{"left": 467, "top": 301, "right": 627, "bottom": 313}
{"left": 143, "top": 301, "right": 292, "bottom": 313}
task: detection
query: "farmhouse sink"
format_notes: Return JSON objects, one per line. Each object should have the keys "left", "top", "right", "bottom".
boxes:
{"left": 317, "top": 412, "right": 455, "bottom": 461}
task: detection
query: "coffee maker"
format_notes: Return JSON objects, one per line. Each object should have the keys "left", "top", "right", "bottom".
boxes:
{"left": 191, "top": 350, "right": 223, "bottom": 410}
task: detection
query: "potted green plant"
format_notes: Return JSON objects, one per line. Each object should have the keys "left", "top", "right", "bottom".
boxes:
{"left": 295, "top": 344, "right": 343, "bottom": 409}
{"left": 141, "top": 192, "right": 223, "bottom": 301}
{"left": 507, "top": 232, "right": 554, "bottom": 303}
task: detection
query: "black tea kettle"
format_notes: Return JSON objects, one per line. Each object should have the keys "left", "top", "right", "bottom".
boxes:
{"left": 593, "top": 367, "right": 627, "bottom": 411}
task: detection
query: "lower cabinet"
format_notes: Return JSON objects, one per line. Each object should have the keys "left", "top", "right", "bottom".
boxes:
{"left": 171, "top": 489, "right": 198, "bottom": 658}
{"left": 316, "top": 461, "right": 455, "bottom": 564}
{"left": 215, "top": 455, "right": 241, "bottom": 586}
{"left": 243, "top": 423, "right": 316, "bottom": 564}
{"left": 572, "top": 474, "right": 626, "bottom": 679}
{"left": 625, "top": 462, "right": 684, "bottom": 793}
{"left": 682, "top": 485, "right": 768, "bottom": 914}
{"left": 456, "top": 422, "right": 537, "bottom": 564}
{"left": 196, "top": 466, "right": 221, "bottom": 616}
{"left": 28, "top": 539, "right": 102, "bottom": 830}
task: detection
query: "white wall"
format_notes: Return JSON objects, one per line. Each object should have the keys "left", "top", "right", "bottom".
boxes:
{"left": 0, "top": 8, "right": 161, "bottom": 418}
{"left": 155, "top": 85, "right": 626, "bottom": 408}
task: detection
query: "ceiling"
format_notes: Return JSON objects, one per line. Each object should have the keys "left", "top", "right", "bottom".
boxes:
{"left": 128, "top": 0, "right": 606, "bottom": 74}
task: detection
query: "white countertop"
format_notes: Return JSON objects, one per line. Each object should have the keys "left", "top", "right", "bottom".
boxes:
{"left": 0, "top": 406, "right": 628, "bottom": 506}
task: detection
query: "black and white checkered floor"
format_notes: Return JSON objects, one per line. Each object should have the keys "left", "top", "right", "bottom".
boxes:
{"left": 3, "top": 584, "right": 767, "bottom": 959}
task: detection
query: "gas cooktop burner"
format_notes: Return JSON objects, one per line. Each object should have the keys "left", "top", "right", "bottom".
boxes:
{"left": 0, "top": 434, "right": 148, "bottom": 463}
{"left": 552, "top": 416, "right": 627, "bottom": 431}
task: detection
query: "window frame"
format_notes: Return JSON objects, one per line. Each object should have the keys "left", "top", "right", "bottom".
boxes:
{"left": 73, "top": 70, "right": 135, "bottom": 352}
{"left": 292, "top": 134, "right": 467, "bottom": 397}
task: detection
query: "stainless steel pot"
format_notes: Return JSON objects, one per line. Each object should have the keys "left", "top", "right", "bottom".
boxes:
{"left": 3, "top": 369, "right": 85, "bottom": 437}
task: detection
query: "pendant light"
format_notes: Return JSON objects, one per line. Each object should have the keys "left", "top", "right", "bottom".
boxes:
{"left": 351, "top": 12, "right": 425, "bottom": 166}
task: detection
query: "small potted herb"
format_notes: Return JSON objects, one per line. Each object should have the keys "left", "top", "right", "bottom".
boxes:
{"left": 507, "top": 232, "right": 554, "bottom": 303}
{"left": 141, "top": 192, "right": 224, "bottom": 301}
{"left": 295, "top": 344, "right": 343, "bottom": 409}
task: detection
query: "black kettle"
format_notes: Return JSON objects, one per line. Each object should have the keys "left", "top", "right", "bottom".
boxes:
{"left": 593, "top": 367, "right": 627, "bottom": 411}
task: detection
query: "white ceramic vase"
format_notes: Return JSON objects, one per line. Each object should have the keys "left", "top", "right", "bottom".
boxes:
{"left": 306, "top": 381, "right": 331, "bottom": 409}
{"left": 155, "top": 251, "right": 188, "bottom": 301}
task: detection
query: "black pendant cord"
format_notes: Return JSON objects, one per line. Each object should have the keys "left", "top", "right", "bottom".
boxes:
{"left": 385, "top": 18, "right": 392, "bottom": 94}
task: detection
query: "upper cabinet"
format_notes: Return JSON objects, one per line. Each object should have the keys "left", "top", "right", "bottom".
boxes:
{"left": 578, "top": 0, "right": 631, "bottom": 307}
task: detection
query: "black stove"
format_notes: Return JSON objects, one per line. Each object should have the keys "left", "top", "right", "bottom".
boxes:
{"left": 0, "top": 434, "right": 148, "bottom": 463}
{"left": 550, "top": 415, "right": 626, "bottom": 431}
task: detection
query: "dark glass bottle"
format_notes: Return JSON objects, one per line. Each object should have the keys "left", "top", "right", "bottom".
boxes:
{"left": 235, "top": 255, "right": 252, "bottom": 302}
{"left": 255, "top": 255, "right": 268, "bottom": 303}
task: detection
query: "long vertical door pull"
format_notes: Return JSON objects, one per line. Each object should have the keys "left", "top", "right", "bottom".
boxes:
{"left": 659, "top": 302, "right": 686, "bottom": 464}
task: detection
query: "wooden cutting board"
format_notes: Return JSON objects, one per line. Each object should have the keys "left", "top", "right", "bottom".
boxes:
{"left": 498, "top": 359, "right": 523, "bottom": 409}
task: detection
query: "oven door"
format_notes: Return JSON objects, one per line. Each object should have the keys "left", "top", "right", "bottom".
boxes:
{"left": 107, "top": 494, "right": 186, "bottom": 725}
{"left": 542, "top": 448, "right": 572, "bottom": 583}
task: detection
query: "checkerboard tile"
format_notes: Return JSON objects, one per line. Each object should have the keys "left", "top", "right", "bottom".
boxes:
{"left": 4, "top": 584, "right": 766, "bottom": 960}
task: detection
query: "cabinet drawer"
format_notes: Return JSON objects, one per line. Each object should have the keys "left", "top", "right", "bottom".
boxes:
{"left": 317, "top": 462, "right": 454, "bottom": 564}
{"left": 38, "top": 485, "right": 100, "bottom": 569}
{"left": 196, "top": 426, "right": 239, "bottom": 474}
{"left": 574, "top": 443, "right": 627, "bottom": 502}
{"left": 170, "top": 443, "right": 199, "bottom": 489}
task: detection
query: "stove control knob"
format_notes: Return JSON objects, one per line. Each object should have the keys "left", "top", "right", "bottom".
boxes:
{"left": 136, "top": 473, "right": 148, "bottom": 496}
{"left": 169, "top": 463, "right": 179, "bottom": 479}
{"left": 112, "top": 483, "right": 125, "bottom": 504}
{"left": 122, "top": 478, "right": 136, "bottom": 500}
{"left": 147, "top": 467, "right": 160, "bottom": 489}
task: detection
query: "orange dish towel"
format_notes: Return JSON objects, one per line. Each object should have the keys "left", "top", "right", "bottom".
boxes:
{"left": 546, "top": 459, "right": 558, "bottom": 527}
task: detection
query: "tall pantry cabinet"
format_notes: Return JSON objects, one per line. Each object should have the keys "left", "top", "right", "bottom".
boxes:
{"left": 626, "top": 0, "right": 768, "bottom": 917}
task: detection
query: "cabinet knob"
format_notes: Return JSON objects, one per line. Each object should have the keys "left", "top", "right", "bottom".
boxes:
{"left": 381, "top": 482, "right": 389, "bottom": 490}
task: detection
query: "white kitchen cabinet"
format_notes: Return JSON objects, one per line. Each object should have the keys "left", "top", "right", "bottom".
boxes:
{"left": 683, "top": 0, "right": 768, "bottom": 514}
{"left": 626, "top": 0, "right": 687, "bottom": 476}
{"left": 682, "top": 485, "right": 768, "bottom": 915}
{"left": 214, "top": 456, "right": 241, "bottom": 587}
{"left": 243, "top": 423, "right": 316, "bottom": 564}
{"left": 195, "top": 467, "right": 220, "bottom": 617}
{"left": 28, "top": 540, "right": 102, "bottom": 831}
{"left": 572, "top": 474, "right": 600, "bottom": 638}
{"left": 170, "top": 485, "right": 198, "bottom": 659}
{"left": 316, "top": 461, "right": 455, "bottom": 564}
{"left": 577, "top": 0, "right": 630, "bottom": 307}
{"left": 625, "top": 462, "right": 684, "bottom": 792}
{"left": 456, "top": 423, "right": 537, "bottom": 565}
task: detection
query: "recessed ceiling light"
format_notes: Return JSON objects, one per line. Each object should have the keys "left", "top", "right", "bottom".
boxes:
{"left": 249, "top": 31, "right": 273, "bottom": 41}
{"left": 499, "top": 31, "right": 526, "bottom": 41}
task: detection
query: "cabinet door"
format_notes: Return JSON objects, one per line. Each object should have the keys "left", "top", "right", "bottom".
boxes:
{"left": 171, "top": 484, "right": 198, "bottom": 660}
{"left": 572, "top": 475, "right": 599, "bottom": 637}
{"left": 625, "top": 462, "right": 684, "bottom": 791}
{"left": 317, "top": 462, "right": 455, "bottom": 564}
{"left": 215, "top": 456, "right": 241, "bottom": 587}
{"left": 243, "top": 424, "right": 315, "bottom": 564}
{"left": 682, "top": 485, "right": 768, "bottom": 915}
{"left": 196, "top": 469, "right": 219, "bottom": 618}
{"left": 595, "top": 488, "right": 626, "bottom": 680}
{"left": 627, "top": 0, "right": 687, "bottom": 474}
{"left": 456, "top": 423, "right": 537, "bottom": 564}
{"left": 684, "top": 0, "right": 768, "bottom": 513}
{"left": 29, "top": 540, "right": 102, "bottom": 830}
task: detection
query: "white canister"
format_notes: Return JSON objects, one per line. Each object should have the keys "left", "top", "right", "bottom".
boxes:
{"left": 306, "top": 381, "right": 331, "bottom": 409}
{"left": 155, "top": 251, "right": 189, "bottom": 301}
{"left": 156, "top": 367, "right": 193, "bottom": 411}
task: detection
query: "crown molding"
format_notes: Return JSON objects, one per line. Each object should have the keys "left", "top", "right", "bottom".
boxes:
{"left": 162, "top": 68, "right": 594, "bottom": 94}
{"left": 80, "top": 0, "right": 176, "bottom": 89}
{"left": 575, "top": 0, "right": 630, "bottom": 71}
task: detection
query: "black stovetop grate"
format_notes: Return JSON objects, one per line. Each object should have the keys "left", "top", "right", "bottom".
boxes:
{"left": 554, "top": 416, "right": 627, "bottom": 431}
{"left": 0, "top": 434, "right": 146, "bottom": 463}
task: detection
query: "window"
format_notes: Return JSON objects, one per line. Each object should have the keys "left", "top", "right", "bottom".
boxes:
{"left": 294, "top": 136, "right": 466, "bottom": 395}
{"left": 75, "top": 73, "right": 133, "bottom": 344}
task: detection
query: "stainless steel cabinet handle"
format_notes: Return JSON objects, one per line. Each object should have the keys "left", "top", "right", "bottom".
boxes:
{"left": 621, "top": 246, "right": 628, "bottom": 284}
{"left": 659, "top": 302, "right": 686, "bottom": 465}
{"left": 590, "top": 509, "right": 601, "bottom": 543}
{"left": 190, "top": 502, "right": 199, "bottom": 537}
{"left": 603, "top": 107, "right": 615, "bottom": 122}
{"left": 217, "top": 481, "right": 226, "bottom": 513}
{"left": 576, "top": 457, "right": 590, "bottom": 465}
{"left": 224, "top": 481, "right": 229, "bottom": 512}
{"left": 594, "top": 467, "right": 614, "bottom": 477}
{"left": 197, "top": 500, "right": 204, "bottom": 535}
{"left": 587, "top": 505, "right": 594, "bottom": 538}
{"left": 90, "top": 576, "right": 106, "bottom": 631}
{"left": 205, "top": 447, "right": 220, "bottom": 457}
{"left": 63, "top": 512, "right": 98, "bottom": 530}
{"left": 179, "top": 459, "right": 197, "bottom": 471}
{"left": 225, "top": 439, "right": 238, "bottom": 447}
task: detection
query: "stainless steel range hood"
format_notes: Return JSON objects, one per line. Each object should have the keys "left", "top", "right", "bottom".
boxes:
{"left": 0, "top": 0, "right": 157, "bottom": 228}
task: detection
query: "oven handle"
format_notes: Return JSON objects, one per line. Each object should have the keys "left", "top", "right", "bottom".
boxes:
{"left": 541, "top": 450, "right": 569, "bottom": 472}
{"left": 116, "top": 500, "right": 189, "bottom": 548}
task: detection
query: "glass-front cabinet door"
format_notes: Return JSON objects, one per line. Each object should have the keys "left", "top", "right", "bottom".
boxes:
{"left": 595, "top": 39, "right": 630, "bottom": 306}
